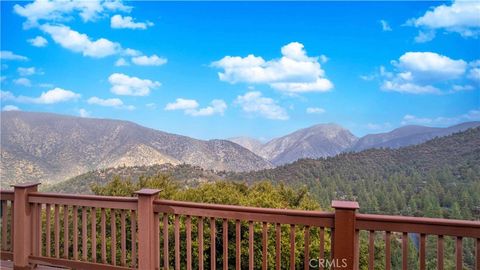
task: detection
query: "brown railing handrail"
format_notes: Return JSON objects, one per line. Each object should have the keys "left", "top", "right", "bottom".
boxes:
{"left": 0, "top": 190, "right": 14, "bottom": 201}
{"left": 155, "top": 199, "right": 335, "bottom": 218}
{"left": 357, "top": 213, "right": 480, "bottom": 228}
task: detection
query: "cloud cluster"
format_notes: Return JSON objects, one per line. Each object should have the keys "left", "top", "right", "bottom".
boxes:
{"left": 28, "top": 36, "right": 48, "bottom": 47}
{"left": 132, "top": 55, "right": 167, "bottom": 66}
{"left": 2, "top": 105, "right": 20, "bottom": 111}
{"left": 14, "top": 0, "right": 132, "bottom": 28}
{"left": 401, "top": 110, "right": 480, "bottom": 126}
{"left": 14, "top": 78, "right": 32, "bottom": 87}
{"left": 111, "top": 14, "right": 153, "bottom": 30}
{"left": 108, "top": 73, "right": 161, "bottom": 96}
{"left": 212, "top": 42, "right": 333, "bottom": 94}
{"left": 87, "top": 96, "right": 134, "bottom": 110}
{"left": 0, "top": 51, "right": 28, "bottom": 61}
{"left": 1, "top": 88, "right": 80, "bottom": 104}
{"left": 306, "top": 107, "right": 325, "bottom": 114}
{"left": 235, "top": 91, "right": 288, "bottom": 120}
{"left": 380, "top": 20, "right": 392, "bottom": 32}
{"left": 17, "top": 67, "right": 42, "bottom": 76}
{"left": 407, "top": 1, "right": 480, "bottom": 42}
{"left": 379, "top": 52, "right": 477, "bottom": 94}
{"left": 165, "top": 98, "right": 227, "bottom": 117}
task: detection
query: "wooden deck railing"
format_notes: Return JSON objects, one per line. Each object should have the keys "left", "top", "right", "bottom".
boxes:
{"left": 0, "top": 183, "right": 479, "bottom": 270}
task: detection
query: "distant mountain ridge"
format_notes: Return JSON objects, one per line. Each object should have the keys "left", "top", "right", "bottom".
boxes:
{"left": 0, "top": 111, "right": 272, "bottom": 186}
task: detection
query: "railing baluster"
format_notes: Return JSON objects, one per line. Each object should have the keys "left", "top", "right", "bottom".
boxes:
{"left": 456, "top": 237, "right": 463, "bottom": 270}
{"left": 36, "top": 203, "right": 42, "bottom": 256}
{"left": 402, "top": 232, "right": 408, "bottom": 270}
{"left": 111, "top": 209, "right": 117, "bottom": 266}
{"left": 368, "top": 230, "right": 375, "bottom": 270}
{"left": 187, "top": 216, "right": 192, "bottom": 270}
{"left": 249, "top": 221, "right": 253, "bottom": 270}
{"left": 63, "top": 205, "right": 69, "bottom": 259}
{"left": 262, "top": 222, "right": 268, "bottom": 270}
{"left": 476, "top": 238, "right": 479, "bottom": 270}
{"left": 2, "top": 200, "right": 7, "bottom": 250}
{"left": 54, "top": 204, "right": 60, "bottom": 258}
{"left": 290, "top": 224, "right": 295, "bottom": 270}
{"left": 420, "top": 234, "right": 426, "bottom": 270}
{"left": 385, "top": 231, "right": 391, "bottom": 270}
{"left": 46, "top": 203, "right": 51, "bottom": 257}
{"left": 319, "top": 227, "right": 324, "bottom": 270}
{"left": 31, "top": 203, "right": 38, "bottom": 256}
{"left": 199, "top": 217, "right": 204, "bottom": 270}
{"left": 304, "top": 226, "right": 310, "bottom": 270}
{"left": 211, "top": 217, "right": 217, "bottom": 270}
{"left": 163, "top": 214, "right": 169, "bottom": 270}
{"left": 10, "top": 201, "right": 14, "bottom": 250}
{"left": 82, "top": 207, "right": 87, "bottom": 261}
{"left": 236, "top": 219, "right": 241, "bottom": 270}
{"left": 73, "top": 205, "right": 78, "bottom": 260}
{"left": 275, "top": 223, "right": 281, "bottom": 270}
{"left": 154, "top": 212, "right": 159, "bottom": 270}
{"left": 91, "top": 207, "right": 97, "bottom": 263}
{"left": 175, "top": 214, "right": 180, "bottom": 270}
{"left": 437, "top": 235, "right": 444, "bottom": 270}
{"left": 131, "top": 210, "right": 137, "bottom": 268}
{"left": 223, "top": 219, "right": 228, "bottom": 270}
{"left": 354, "top": 229, "right": 359, "bottom": 270}
{"left": 101, "top": 208, "right": 106, "bottom": 264}
{"left": 121, "top": 209, "right": 127, "bottom": 266}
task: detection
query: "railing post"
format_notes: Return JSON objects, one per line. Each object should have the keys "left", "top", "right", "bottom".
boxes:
{"left": 11, "top": 182, "right": 40, "bottom": 270}
{"left": 135, "top": 188, "right": 160, "bottom": 270}
{"left": 332, "top": 200, "right": 359, "bottom": 270}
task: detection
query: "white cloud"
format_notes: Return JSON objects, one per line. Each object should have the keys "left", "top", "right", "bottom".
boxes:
{"left": 407, "top": 1, "right": 480, "bottom": 41}
{"left": 306, "top": 107, "right": 326, "bottom": 114}
{"left": 468, "top": 60, "right": 480, "bottom": 82}
{"left": 235, "top": 91, "right": 288, "bottom": 120}
{"left": 414, "top": 30, "right": 436, "bottom": 43}
{"left": 39, "top": 83, "right": 54, "bottom": 88}
{"left": 115, "top": 58, "right": 129, "bottom": 66}
{"left": 2, "top": 105, "right": 20, "bottom": 111}
{"left": 212, "top": 42, "right": 333, "bottom": 93}
{"left": 14, "top": 0, "right": 132, "bottom": 28}
{"left": 401, "top": 110, "right": 480, "bottom": 126}
{"left": 165, "top": 98, "right": 227, "bottom": 117}
{"left": 123, "top": 48, "right": 141, "bottom": 57}
{"left": 87, "top": 96, "right": 123, "bottom": 107}
{"left": 111, "top": 14, "right": 153, "bottom": 30}
{"left": 380, "top": 52, "right": 471, "bottom": 94}
{"left": 165, "top": 98, "right": 199, "bottom": 111}
{"left": 14, "top": 78, "right": 32, "bottom": 87}
{"left": 0, "top": 51, "right": 28, "bottom": 61}
{"left": 1, "top": 88, "right": 80, "bottom": 104}
{"left": 131, "top": 55, "right": 167, "bottom": 66}
{"left": 40, "top": 24, "right": 120, "bottom": 58}
{"left": 17, "top": 67, "right": 42, "bottom": 76}
{"left": 28, "top": 36, "right": 48, "bottom": 47}
{"left": 79, "top": 108, "right": 90, "bottom": 117}
{"left": 108, "top": 73, "right": 161, "bottom": 96}
{"left": 366, "top": 122, "right": 392, "bottom": 131}
{"left": 380, "top": 20, "right": 392, "bottom": 31}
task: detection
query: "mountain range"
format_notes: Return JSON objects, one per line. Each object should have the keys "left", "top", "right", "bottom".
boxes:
{"left": 1, "top": 111, "right": 478, "bottom": 186}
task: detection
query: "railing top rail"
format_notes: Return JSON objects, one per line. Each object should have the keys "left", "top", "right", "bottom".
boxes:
{"left": 28, "top": 192, "right": 137, "bottom": 210}
{"left": 0, "top": 190, "right": 14, "bottom": 201}
{"left": 155, "top": 199, "right": 334, "bottom": 218}
{"left": 357, "top": 213, "right": 480, "bottom": 228}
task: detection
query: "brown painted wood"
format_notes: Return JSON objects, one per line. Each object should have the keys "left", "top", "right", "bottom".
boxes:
{"left": 110, "top": 209, "right": 116, "bottom": 266}
{"left": 31, "top": 203, "right": 39, "bottom": 256}
{"left": 174, "top": 214, "right": 180, "bottom": 270}
{"left": 91, "top": 207, "right": 97, "bottom": 263}
{"left": 163, "top": 214, "right": 169, "bottom": 270}
{"left": 304, "top": 226, "right": 310, "bottom": 270}
{"left": 290, "top": 224, "right": 295, "bottom": 270}
{"left": 63, "top": 205, "right": 68, "bottom": 259}
{"left": 235, "top": 220, "right": 240, "bottom": 270}
{"left": 2, "top": 200, "right": 7, "bottom": 250}
{"left": 275, "top": 223, "right": 281, "bottom": 270}
{"left": 73, "top": 205, "right": 78, "bottom": 260}
{"left": 419, "top": 234, "right": 426, "bottom": 270}
{"left": 198, "top": 217, "right": 204, "bottom": 270}
{"left": 211, "top": 217, "right": 217, "bottom": 270}
{"left": 385, "top": 231, "right": 391, "bottom": 270}
{"left": 9, "top": 202, "right": 13, "bottom": 251}
{"left": 130, "top": 210, "right": 136, "bottom": 269}
{"left": 54, "top": 204, "right": 60, "bottom": 259}
{"left": 476, "top": 238, "right": 479, "bottom": 270}
{"left": 29, "top": 255, "right": 132, "bottom": 270}
{"left": 319, "top": 227, "right": 324, "bottom": 270}
{"left": 368, "top": 230, "right": 374, "bottom": 270}
{"left": 29, "top": 193, "right": 137, "bottom": 210}
{"left": 402, "top": 232, "right": 408, "bottom": 270}
{"left": 354, "top": 229, "right": 359, "bottom": 270}
{"left": 46, "top": 204, "right": 51, "bottom": 257}
{"left": 456, "top": 237, "right": 462, "bottom": 270}
{"left": 154, "top": 212, "right": 159, "bottom": 270}
{"left": 331, "top": 201, "right": 359, "bottom": 270}
{"left": 262, "top": 222, "right": 268, "bottom": 270}
{"left": 120, "top": 210, "right": 126, "bottom": 266}
{"left": 437, "top": 235, "right": 444, "bottom": 270}
{"left": 223, "top": 219, "right": 228, "bottom": 270}
{"left": 186, "top": 216, "right": 192, "bottom": 270}
{"left": 249, "top": 221, "right": 253, "bottom": 270}
{"left": 101, "top": 208, "right": 106, "bottom": 264}
{"left": 82, "top": 207, "right": 87, "bottom": 261}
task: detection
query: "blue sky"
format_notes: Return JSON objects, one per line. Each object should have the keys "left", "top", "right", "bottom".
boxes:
{"left": 1, "top": 1, "right": 479, "bottom": 140}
